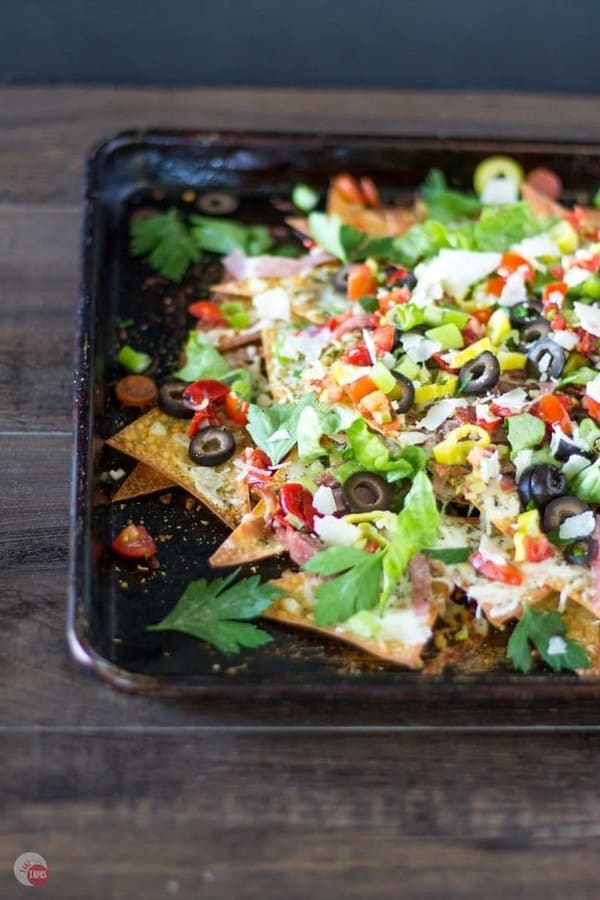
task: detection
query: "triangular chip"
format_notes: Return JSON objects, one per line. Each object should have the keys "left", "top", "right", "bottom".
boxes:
{"left": 263, "top": 570, "right": 447, "bottom": 670}
{"left": 105, "top": 408, "right": 250, "bottom": 529}
{"left": 327, "top": 177, "right": 417, "bottom": 237}
{"left": 209, "top": 498, "right": 285, "bottom": 567}
{"left": 112, "top": 463, "right": 176, "bottom": 502}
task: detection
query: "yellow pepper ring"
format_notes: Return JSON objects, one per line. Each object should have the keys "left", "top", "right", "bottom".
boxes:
{"left": 432, "top": 424, "right": 491, "bottom": 466}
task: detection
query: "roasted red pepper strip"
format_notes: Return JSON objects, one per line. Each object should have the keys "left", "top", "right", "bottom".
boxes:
{"left": 470, "top": 551, "right": 524, "bottom": 585}
{"left": 279, "top": 482, "right": 315, "bottom": 531}
{"left": 224, "top": 391, "right": 249, "bottom": 425}
{"left": 531, "top": 393, "right": 572, "bottom": 434}
{"left": 183, "top": 380, "right": 230, "bottom": 409}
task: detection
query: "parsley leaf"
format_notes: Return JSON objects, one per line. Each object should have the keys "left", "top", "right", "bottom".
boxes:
{"left": 130, "top": 209, "right": 201, "bottom": 282}
{"left": 190, "top": 216, "right": 275, "bottom": 256}
{"left": 507, "top": 604, "right": 590, "bottom": 674}
{"left": 304, "top": 546, "right": 384, "bottom": 627}
{"left": 174, "top": 331, "right": 231, "bottom": 382}
{"left": 148, "top": 569, "right": 283, "bottom": 654}
{"left": 246, "top": 394, "right": 317, "bottom": 464}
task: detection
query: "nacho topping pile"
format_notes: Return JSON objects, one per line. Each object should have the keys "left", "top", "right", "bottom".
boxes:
{"left": 106, "top": 160, "right": 600, "bottom": 674}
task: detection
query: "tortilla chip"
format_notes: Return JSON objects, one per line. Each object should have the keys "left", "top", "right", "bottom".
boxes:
{"left": 260, "top": 328, "right": 305, "bottom": 402}
{"left": 112, "top": 463, "right": 176, "bottom": 502}
{"left": 264, "top": 570, "right": 447, "bottom": 669}
{"left": 209, "top": 498, "right": 285, "bottom": 567}
{"left": 105, "top": 408, "right": 250, "bottom": 529}
{"left": 521, "top": 182, "right": 567, "bottom": 219}
{"left": 327, "top": 181, "right": 417, "bottom": 237}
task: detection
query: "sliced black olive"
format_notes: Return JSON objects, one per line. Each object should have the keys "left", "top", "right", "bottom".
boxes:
{"left": 542, "top": 495, "right": 592, "bottom": 532}
{"left": 331, "top": 265, "right": 352, "bottom": 294}
{"left": 458, "top": 351, "right": 500, "bottom": 395}
{"left": 188, "top": 426, "right": 236, "bottom": 467}
{"left": 197, "top": 192, "right": 239, "bottom": 215}
{"left": 526, "top": 338, "right": 565, "bottom": 379}
{"left": 528, "top": 463, "right": 566, "bottom": 509}
{"left": 384, "top": 265, "right": 417, "bottom": 290}
{"left": 552, "top": 437, "right": 592, "bottom": 463}
{"left": 509, "top": 300, "right": 543, "bottom": 327}
{"left": 159, "top": 381, "right": 194, "bottom": 419}
{"left": 518, "top": 317, "right": 551, "bottom": 348}
{"left": 564, "top": 537, "right": 597, "bottom": 566}
{"left": 517, "top": 467, "right": 535, "bottom": 507}
{"left": 342, "top": 472, "right": 392, "bottom": 512}
{"left": 390, "top": 372, "right": 415, "bottom": 413}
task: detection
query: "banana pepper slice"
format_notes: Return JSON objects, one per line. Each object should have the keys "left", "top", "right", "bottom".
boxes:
{"left": 433, "top": 424, "right": 491, "bottom": 465}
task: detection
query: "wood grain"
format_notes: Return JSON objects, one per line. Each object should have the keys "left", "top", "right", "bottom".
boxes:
{"left": 1, "top": 732, "right": 600, "bottom": 899}
{"left": 1, "top": 87, "right": 600, "bottom": 204}
{"left": 3, "top": 87, "right": 600, "bottom": 900}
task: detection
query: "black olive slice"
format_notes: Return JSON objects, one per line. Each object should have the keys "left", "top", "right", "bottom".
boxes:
{"left": 564, "top": 537, "right": 597, "bottom": 566}
{"left": 331, "top": 265, "right": 352, "bottom": 294}
{"left": 159, "top": 381, "right": 194, "bottom": 419}
{"left": 197, "top": 192, "right": 239, "bottom": 215}
{"left": 390, "top": 372, "right": 415, "bottom": 413}
{"left": 542, "top": 495, "right": 592, "bottom": 532}
{"left": 518, "top": 317, "right": 551, "bottom": 348}
{"left": 552, "top": 437, "right": 592, "bottom": 463}
{"left": 188, "top": 426, "right": 236, "bottom": 467}
{"left": 509, "top": 300, "right": 543, "bottom": 327}
{"left": 458, "top": 351, "right": 500, "bottom": 395}
{"left": 528, "top": 463, "right": 566, "bottom": 509}
{"left": 342, "top": 472, "right": 392, "bottom": 512}
{"left": 517, "top": 467, "right": 535, "bottom": 508}
{"left": 384, "top": 265, "right": 417, "bottom": 289}
{"left": 526, "top": 338, "right": 565, "bottom": 379}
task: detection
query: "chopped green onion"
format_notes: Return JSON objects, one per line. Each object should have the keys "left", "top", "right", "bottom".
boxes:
{"left": 358, "top": 296, "right": 378, "bottom": 312}
{"left": 221, "top": 301, "right": 250, "bottom": 330}
{"left": 117, "top": 344, "right": 152, "bottom": 374}
{"left": 292, "top": 183, "right": 320, "bottom": 213}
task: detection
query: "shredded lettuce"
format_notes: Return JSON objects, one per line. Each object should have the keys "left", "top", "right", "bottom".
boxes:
{"left": 174, "top": 331, "right": 231, "bottom": 381}
{"left": 421, "top": 169, "right": 481, "bottom": 223}
{"left": 344, "top": 419, "right": 426, "bottom": 482}
{"left": 506, "top": 413, "right": 546, "bottom": 456}
{"left": 472, "top": 203, "right": 554, "bottom": 252}
{"left": 297, "top": 403, "right": 359, "bottom": 462}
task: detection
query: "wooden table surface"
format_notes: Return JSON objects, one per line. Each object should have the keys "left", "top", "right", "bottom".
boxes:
{"left": 3, "top": 87, "right": 600, "bottom": 899}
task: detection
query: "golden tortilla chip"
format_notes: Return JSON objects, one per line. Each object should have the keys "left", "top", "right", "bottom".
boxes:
{"left": 326, "top": 179, "right": 417, "bottom": 237}
{"left": 264, "top": 570, "right": 447, "bottom": 670}
{"left": 209, "top": 498, "right": 285, "bottom": 567}
{"left": 112, "top": 463, "right": 176, "bottom": 502}
{"left": 106, "top": 408, "right": 250, "bottom": 529}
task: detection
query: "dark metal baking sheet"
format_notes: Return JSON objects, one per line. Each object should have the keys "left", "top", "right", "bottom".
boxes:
{"left": 68, "top": 130, "right": 600, "bottom": 722}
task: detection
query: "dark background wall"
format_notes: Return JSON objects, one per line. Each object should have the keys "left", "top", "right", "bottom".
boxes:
{"left": 1, "top": 0, "right": 598, "bottom": 92}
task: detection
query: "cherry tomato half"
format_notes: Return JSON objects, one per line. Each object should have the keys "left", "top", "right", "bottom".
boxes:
{"left": 470, "top": 551, "right": 523, "bottom": 586}
{"left": 279, "top": 482, "right": 315, "bottom": 531}
{"left": 347, "top": 264, "right": 378, "bottom": 300}
{"left": 183, "top": 380, "right": 229, "bottom": 409}
{"left": 188, "top": 300, "right": 227, "bottom": 326}
{"left": 111, "top": 524, "right": 157, "bottom": 560}
{"left": 224, "top": 391, "right": 249, "bottom": 425}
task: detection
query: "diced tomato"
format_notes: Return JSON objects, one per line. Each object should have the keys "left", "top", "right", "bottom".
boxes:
{"left": 359, "top": 176, "right": 381, "bottom": 208}
{"left": 572, "top": 253, "right": 600, "bottom": 273}
{"left": 183, "top": 379, "right": 229, "bottom": 409}
{"left": 332, "top": 173, "right": 364, "bottom": 204}
{"left": 549, "top": 264, "right": 565, "bottom": 280}
{"left": 470, "top": 551, "right": 524, "bottom": 586}
{"left": 522, "top": 533, "right": 555, "bottom": 563}
{"left": 343, "top": 343, "right": 373, "bottom": 366}
{"left": 462, "top": 316, "right": 485, "bottom": 345}
{"left": 344, "top": 375, "right": 379, "bottom": 404}
{"left": 279, "top": 482, "right": 315, "bottom": 531}
{"left": 357, "top": 389, "right": 393, "bottom": 425}
{"left": 550, "top": 313, "right": 567, "bottom": 331}
{"left": 490, "top": 401, "right": 518, "bottom": 417}
{"left": 327, "top": 313, "right": 350, "bottom": 332}
{"left": 485, "top": 276, "right": 506, "bottom": 297}
{"left": 188, "top": 409, "right": 220, "bottom": 438}
{"left": 347, "top": 263, "right": 378, "bottom": 300}
{"left": 525, "top": 168, "right": 563, "bottom": 201}
{"left": 430, "top": 352, "right": 457, "bottom": 373}
{"left": 371, "top": 324, "right": 396, "bottom": 353}
{"left": 498, "top": 252, "right": 535, "bottom": 283}
{"left": 224, "top": 391, "right": 249, "bottom": 425}
{"left": 531, "top": 393, "right": 572, "bottom": 434}
{"left": 472, "top": 307, "right": 494, "bottom": 325}
{"left": 583, "top": 394, "right": 600, "bottom": 423}
{"left": 243, "top": 448, "right": 273, "bottom": 489}
{"left": 542, "top": 281, "right": 568, "bottom": 312}
{"left": 111, "top": 524, "right": 157, "bottom": 560}
{"left": 378, "top": 287, "right": 410, "bottom": 314}
{"left": 475, "top": 415, "right": 502, "bottom": 432}
{"left": 188, "top": 300, "right": 227, "bottom": 326}
{"left": 578, "top": 328, "right": 598, "bottom": 357}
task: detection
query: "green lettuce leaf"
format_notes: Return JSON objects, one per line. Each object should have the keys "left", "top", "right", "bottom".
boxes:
{"left": 421, "top": 169, "right": 481, "bottom": 223}
{"left": 345, "top": 418, "right": 426, "bottom": 482}
{"left": 506, "top": 413, "right": 546, "bottom": 456}
{"left": 174, "top": 331, "right": 231, "bottom": 381}
{"left": 472, "top": 203, "right": 554, "bottom": 252}
{"left": 297, "top": 403, "right": 359, "bottom": 462}
{"left": 246, "top": 395, "right": 317, "bottom": 464}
